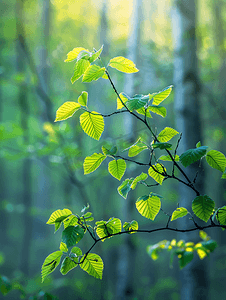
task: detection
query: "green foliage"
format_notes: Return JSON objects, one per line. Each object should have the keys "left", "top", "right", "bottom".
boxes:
{"left": 43, "top": 46, "right": 226, "bottom": 281}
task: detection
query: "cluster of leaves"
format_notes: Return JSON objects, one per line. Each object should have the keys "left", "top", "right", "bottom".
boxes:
{"left": 42, "top": 46, "right": 226, "bottom": 281}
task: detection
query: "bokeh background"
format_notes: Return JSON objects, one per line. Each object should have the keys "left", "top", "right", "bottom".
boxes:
{"left": 1, "top": 0, "right": 226, "bottom": 299}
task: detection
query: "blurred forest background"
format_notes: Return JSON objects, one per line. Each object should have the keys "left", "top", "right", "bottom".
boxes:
{"left": 1, "top": 0, "right": 226, "bottom": 299}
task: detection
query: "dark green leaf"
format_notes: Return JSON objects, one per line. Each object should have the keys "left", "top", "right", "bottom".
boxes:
{"left": 180, "top": 146, "right": 208, "bottom": 167}
{"left": 62, "top": 226, "right": 84, "bottom": 247}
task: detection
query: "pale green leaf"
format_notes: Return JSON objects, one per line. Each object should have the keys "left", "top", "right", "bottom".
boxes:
{"left": 152, "top": 85, "right": 173, "bottom": 106}
{"left": 131, "top": 172, "right": 148, "bottom": 189}
{"left": 149, "top": 105, "right": 167, "bottom": 117}
{"left": 128, "top": 145, "right": 148, "bottom": 157}
{"left": 47, "top": 209, "right": 72, "bottom": 225}
{"left": 206, "top": 150, "right": 226, "bottom": 172}
{"left": 89, "top": 45, "right": 103, "bottom": 63}
{"left": 101, "top": 146, "right": 117, "bottom": 156}
{"left": 55, "top": 102, "right": 81, "bottom": 122}
{"left": 117, "top": 178, "right": 134, "bottom": 199}
{"left": 71, "top": 59, "right": 90, "bottom": 83}
{"left": 63, "top": 215, "right": 79, "bottom": 229}
{"left": 126, "top": 94, "right": 149, "bottom": 111}
{"left": 78, "top": 91, "right": 88, "bottom": 106}
{"left": 180, "top": 146, "right": 208, "bottom": 167}
{"left": 96, "top": 218, "right": 122, "bottom": 241}
{"left": 108, "top": 159, "right": 126, "bottom": 180}
{"left": 109, "top": 56, "right": 139, "bottom": 73}
{"left": 64, "top": 47, "right": 89, "bottom": 62}
{"left": 136, "top": 107, "right": 152, "bottom": 118}
{"left": 71, "top": 247, "right": 83, "bottom": 257}
{"left": 117, "top": 93, "right": 129, "bottom": 109}
{"left": 123, "top": 220, "right": 138, "bottom": 234}
{"left": 158, "top": 127, "right": 179, "bottom": 142}
{"left": 83, "top": 153, "right": 106, "bottom": 174}
{"left": 136, "top": 194, "right": 161, "bottom": 220}
{"left": 196, "top": 141, "right": 202, "bottom": 148}
{"left": 192, "top": 195, "right": 215, "bottom": 222}
{"left": 60, "top": 242, "right": 68, "bottom": 252}
{"left": 148, "top": 163, "right": 166, "bottom": 185}
{"left": 82, "top": 65, "right": 106, "bottom": 82}
{"left": 171, "top": 207, "right": 188, "bottom": 221}
{"left": 158, "top": 155, "right": 180, "bottom": 162}
{"left": 80, "top": 253, "right": 104, "bottom": 279}
{"left": 80, "top": 111, "right": 104, "bottom": 140}
{"left": 41, "top": 251, "right": 63, "bottom": 282}
{"left": 62, "top": 226, "right": 84, "bottom": 247}
{"left": 60, "top": 257, "right": 78, "bottom": 275}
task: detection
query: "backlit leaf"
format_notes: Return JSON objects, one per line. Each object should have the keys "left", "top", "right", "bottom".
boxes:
{"left": 62, "top": 226, "right": 84, "bottom": 247}
{"left": 148, "top": 163, "right": 166, "bottom": 185}
{"left": 60, "top": 242, "right": 68, "bottom": 252}
{"left": 128, "top": 145, "right": 147, "bottom": 157}
{"left": 80, "top": 111, "right": 104, "bottom": 140}
{"left": 136, "top": 194, "right": 161, "bottom": 220}
{"left": 109, "top": 56, "right": 139, "bottom": 73}
{"left": 80, "top": 253, "right": 104, "bottom": 279}
{"left": 117, "top": 92, "right": 129, "bottom": 109}
{"left": 126, "top": 94, "right": 149, "bottom": 111}
{"left": 158, "top": 127, "right": 179, "bottom": 142}
{"left": 108, "top": 159, "right": 126, "bottom": 180}
{"left": 47, "top": 209, "right": 72, "bottom": 225}
{"left": 89, "top": 45, "right": 103, "bottom": 63}
{"left": 180, "top": 146, "right": 208, "bottom": 167}
{"left": 152, "top": 85, "right": 173, "bottom": 106}
{"left": 216, "top": 206, "right": 226, "bottom": 226}
{"left": 96, "top": 218, "right": 121, "bottom": 241}
{"left": 117, "top": 178, "right": 134, "bottom": 199}
{"left": 64, "top": 47, "right": 89, "bottom": 62}
{"left": 149, "top": 105, "right": 167, "bottom": 117}
{"left": 192, "top": 195, "right": 215, "bottom": 222}
{"left": 55, "top": 102, "right": 81, "bottom": 122}
{"left": 82, "top": 65, "right": 105, "bottom": 82}
{"left": 206, "top": 150, "right": 226, "bottom": 172}
{"left": 60, "top": 257, "right": 78, "bottom": 275}
{"left": 123, "top": 220, "right": 138, "bottom": 234}
{"left": 71, "top": 59, "right": 90, "bottom": 83}
{"left": 131, "top": 172, "right": 148, "bottom": 189}
{"left": 171, "top": 207, "right": 188, "bottom": 221}
{"left": 78, "top": 91, "right": 88, "bottom": 106}
{"left": 83, "top": 153, "right": 106, "bottom": 174}
{"left": 41, "top": 251, "right": 63, "bottom": 282}
{"left": 158, "top": 155, "right": 180, "bottom": 162}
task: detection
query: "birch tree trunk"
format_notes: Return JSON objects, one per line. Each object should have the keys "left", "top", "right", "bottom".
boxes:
{"left": 172, "top": 1, "right": 209, "bottom": 299}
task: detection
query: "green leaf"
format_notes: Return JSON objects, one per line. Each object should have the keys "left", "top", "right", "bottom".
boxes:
{"left": 55, "top": 102, "right": 81, "bottom": 122}
{"left": 180, "top": 146, "right": 208, "bottom": 167}
{"left": 136, "top": 107, "right": 152, "bottom": 118}
{"left": 96, "top": 218, "right": 121, "bottom": 241}
{"left": 128, "top": 145, "right": 148, "bottom": 157}
{"left": 83, "top": 153, "right": 106, "bottom": 174}
{"left": 117, "top": 178, "right": 134, "bottom": 199}
{"left": 123, "top": 220, "right": 138, "bottom": 234}
{"left": 71, "top": 246, "right": 83, "bottom": 257}
{"left": 89, "top": 45, "right": 103, "bottom": 63}
{"left": 179, "top": 251, "right": 194, "bottom": 269}
{"left": 80, "top": 253, "right": 104, "bottom": 279}
{"left": 131, "top": 172, "right": 148, "bottom": 189}
{"left": 196, "top": 141, "right": 202, "bottom": 148}
{"left": 222, "top": 168, "right": 226, "bottom": 179}
{"left": 41, "top": 251, "right": 63, "bottom": 282}
{"left": 148, "top": 163, "right": 166, "bottom": 185}
{"left": 152, "top": 85, "right": 173, "bottom": 106}
{"left": 147, "top": 240, "right": 169, "bottom": 260}
{"left": 108, "top": 159, "right": 126, "bottom": 180}
{"left": 152, "top": 142, "right": 172, "bottom": 150}
{"left": 82, "top": 65, "right": 106, "bottom": 82}
{"left": 60, "top": 257, "right": 78, "bottom": 275}
{"left": 64, "top": 47, "right": 89, "bottom": 62}
{"left": 80, "top": 111, "right": 104, "bottom": 140}
{"left": 81, "top": 204, "right": 90, "bottom": 213}
{"left": 71, "top": 59, "right": 90, "bottom": 83}
{"left": 158, "top": 154, "right": 180, "bottom": 162}
{"left": 60, "top": 242, "right": 68, "bottom": 252}
{"left": 149, "top": 105, "right": 167, "bottom": 117}
{"left": 62, "top": 226, "right": 84, "bottom": 247}
{"left": 126, "top": 94, "right": 149, "bottom": 111}
{"left": 202, "top": 240, "right": 217, "bottom": 252}
{"left": 216, "top": 206, "right": 226, "bottom": 226}
{"left": 117, "top": 92, "right": 129, "bottom": 109}
{"left": 136, "top": 194, "right": 161, "bottom": 220}
{"left": 192, "top": 195, "right": 215, "bottom": 222}
{"left": 109, "top": 56, "right": 139, "bottom": 73}
{"left": 102, "top": 146, "right": 117, "bottom": 156}
{"left": 63, "top": 215, "right": 79, "bottom": 228}
{"left": 78, "top": 91, "right": 88, "bottom": 106}
{"left": 47, "top": 209, "right": 72, "bottom": 232}
{"left": 158, "top": 127, "right": 179, "bottom": 142}
{"left": 206, "top": 150, "right": 226, "bottom": 172}
{"left": 171, "top": 207, "right": 188, "bottom": 221}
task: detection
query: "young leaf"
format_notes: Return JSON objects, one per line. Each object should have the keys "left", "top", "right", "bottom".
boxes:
{"left": 179, "top": 252, "right": 194, "bottom": 269}
{"left": 216, "top": 206, "right": 226, "bottom": 226}
{"left": 158, "top": 127, "right": 179, "bottom": 142}
{"left": 80, "top": 253, "right": 104, "bottom": 279}
{"left": 131, "top": 172, "right": 148, "bottom": 189}
{"left": 136, "top": 194, "right": 161, "bottom": 220}
{"left": 206, "top": 150, "right": 226, "bottom": 172}
{"left": 179, "top": 146, "right": 208, "bottom": 167}
{"left": 64, "top": 47, "right": 89, "bottom": 62}
{"left": 148, "top": 164, "right": 166, "bottom": 185}
{"left": 171, "top": 207, "right": 188, "bottom": 221}
{"left": 78, "top": 91, "right": 88, "bottom": 106}
{"left": 117, "top": 178, "right": 134, "bottom": 199}
{"left": 41, "top": 251, "right": 63, "bottom": 282}
{"left": 102, "top": 145, "right": 117, "bottom": 156}
{"left": 46, "top": 209, "right": 72, "bottom": 227}
{"left": 108, "top": 159, "right": 126, "bottom": 180}
{"left": 136, "top": 107, "right": 152, "bottom": 118}
{"left": 60, "top": 242, "right": 68, "bottom": 252}
{"left": 83, "top": 153, "right": 106, "bottom": 174}
{"left": 152, "top": 142, "right": 172, "bottom": 150}
{"left": 62, "top": 226, "right": 84, "bottom": 247}
{"left": 80, "top": 111, "right": 104, "bottom": 140}
{"left": 55, "top": 102, "right": 81, "bottom": 122}
{"left": 96, "top": 218, "right": 121, "bottom": 241}
{"left": 71, "top": 59, "right": 90, "bottom": 83}
{"left": 158, "top": 155, "right": 180, "bottom": 162}
{"left": 126, "top": 94, "right": 149, "bottom": 111}
{"left": 152, "top": 85, "right": 173, "bottom": 106}
{"left": 89, "top": 45, "right": 103, "bottom": 63}
{"left": 63, "top": 215, "right": 79, "bottom": 229}
{"left": 149, "top": 105, "right": 167, "bottom": 118}
{"left": 123, "top": 220, "right": 138, "bottom": 234}
{"left": 192, "top": 195, "right": 215, "bottom": 222}
{"left": 82, "top": 65, "right": 106, "bottom": 82}
{"left": 71, "top": 246, "right": 83, "bottom": 257}
{"left": 109, "top": 56, "right": 139, "bottom": 73}
{"left": 60, "top": 257, "right": 78, "bottom": 275}
{"left": 128, "top": 145, "right": 148, "bottom": 157}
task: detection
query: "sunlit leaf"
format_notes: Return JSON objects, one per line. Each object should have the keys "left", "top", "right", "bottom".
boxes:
{"left": 158, "top": 127, "right": 179, "bottom": 142}
{"left": 63, "top": 215, "right": 79, "bottom": 229}
{"left": 109, "top": 56, "right": 139, "bottom": 73}
{"left": 78, "top": 91, "right": 88, "bottom": 106}
{"left": 96, "top": 218, "right": 121, "bottom": 241}
{"left": 158, "top": 155, "right": 180, "bottom": 162}
{"left": 131, "top": 172, "right": 148, "bottom": 189}
{"left": 147, "top": 240, "right": 169, "bottom": 261}
{"left": 108, "top": 159, "right": 126, "bottom": 180}
{"left": 192, "top": 195, "right": 215, "bottom": 222}
{"left": 152, "top": 142, "right": 172, "bottom": 150}
{"left": 136, "top": 194, "right": 161, "bottom": 220}
{"left": 148, "top": 163, "right": 166, "bottom": 185}
{"left": 199, "top": 231, "right": 209, "bottom": 241}
{"left": 126, "top": 94, "right": 149, "bottom": 111}
{"left": 80, "top": 111, "right": 104, "bottom": 140}
{"left": 89, "top": 45, "right": 103, "bottom": 63}
{"left": 71, "top": 247, "right": 83, "bottom": 257}
{"left": 171, "top": 207, "right": 188, "bottom": 221}
{"left": 62, "top": 226, "right": 84, "bottom": 247}
{"left": 64, "top": 47, "right": 89, "bottom": 62}
{"left": 117, "top": 92, "right": 129, "bottom": 109}
{"left": 117, "top": 178, "right": 134, "bottom": 199}
{"left": 80, "top": 253, "right": 104, "bottom": 279}
{"left": 179, "top": 252, "right": 193, "bottom": 269}
{"left": 206, "top": 150, "right": 226, "bottom": 172}
{"left": 102, "top": 146, "right": 117, "bottom": 156}
{"left": 55, "top": 102, "right": 81, "bottom": 122}
{"left": 60, "top": 257, "right": 78, "bottom": 275}
{"left": 180, "top": 146, "right": 208, "bottom": 167}
{"left": 128, "top": 145, "right": 148, "bottom": 157}
{"left": 41, "top": 251, "right": 63, "bottom": 282}
{"left": 136, "top": 107, "right": 152, "bottom": 118}
{"left": 83, "top": 153, "right": 106, "bottom": 174}
{"left": 149, "top": 105, "right": 167, "bottom": 117}
{"left": 46, "top": 209, "right": 72, "bottom": 230}
{"left": 152, "top": 85, "right": 173, "bottom": 106}
{"left": 71, "top": 59, "right": 90, "bottom": 83}
{"left": 216, "top": 206, "right": 226, "bottom": 226}
{"left": 123, "top": 220, "right": 138, "bottom": 234}
{"left": 82, "top": 65, "right": 105, "bottom": 82}
{"left": 60, "top": 242, "right": 68, "bottom": 252}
